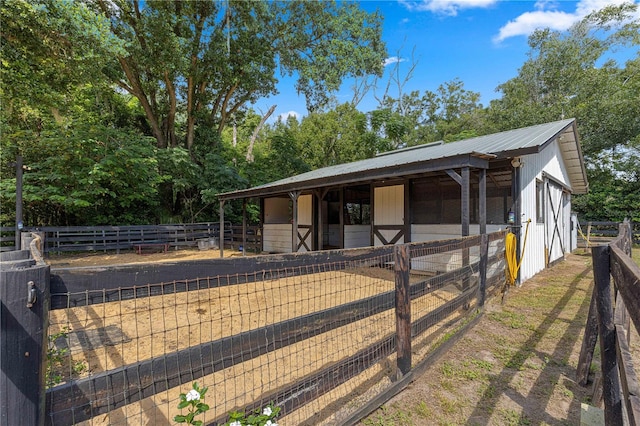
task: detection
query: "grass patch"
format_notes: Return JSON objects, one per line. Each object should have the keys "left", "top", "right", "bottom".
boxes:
{"left": 487, "top": 310, "right": 533, "bottom": 330}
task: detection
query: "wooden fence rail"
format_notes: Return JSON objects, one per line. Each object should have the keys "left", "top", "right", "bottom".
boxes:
{"left": 577, "top": 220, "right": 640, "bottom": 247}
{"left": 1, "top": 223, "right": 260, "bottom": 254}
{"left": 577, "top": 220, "right": 640, "bottom": 425}
{"left": 2, "top": 230, "right": 506, "bottom": 425}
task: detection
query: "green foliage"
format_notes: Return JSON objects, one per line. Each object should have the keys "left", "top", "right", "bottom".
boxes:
{"left": 174, "top": 382, "right": 210, "bottom": 426}
{"left": 0, "top": 125, "right": 163, "bottom": 226}
{"left": 488, "top": 2, "right": 640, "bottom": 222}
{"left": 46, "top": 327, "right": 87, "bottom": 389}
{"left": 224, "top": 403, "right": 280, "bottom": 426}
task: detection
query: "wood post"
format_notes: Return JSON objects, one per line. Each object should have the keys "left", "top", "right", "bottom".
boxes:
{"left": 1, "top": 255, "right": 50, "bottom": 426}
{"left": 289, "top": 191, "right": 300, "bottom": 253}
{"left": 576, "top": 289, "right": 598, "bottom": 386}
{"left": 219, "top": 200, "right": 225, "bottom": 258}
{"left": 242, "top": 199, "right": 247, "bottom": 256}
{"left": 478, "top": 233, "right": 488, "bottom": 307}
{"left": 394, "top": 244, "right": 411, "bottom": 378}
{"left": 592, "top": 244, "right": 623, "bottom": 425}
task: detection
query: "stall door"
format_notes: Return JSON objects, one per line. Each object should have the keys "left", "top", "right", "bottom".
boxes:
{"left": 545, "top": 181, "right": 566, "bottom": 265}
{"left": 373, "top": 185, "right": 405, "bottom": 246}
{"left": 296, "top": 194, "right": 313, "bottom": 252}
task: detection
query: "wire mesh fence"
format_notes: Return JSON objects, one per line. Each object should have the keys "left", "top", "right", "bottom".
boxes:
{"left": 45, "top": 232, "right": 506, "bottom": 425}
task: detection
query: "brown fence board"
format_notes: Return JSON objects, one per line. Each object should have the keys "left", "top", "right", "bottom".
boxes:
{"left": 46, "top": 262, "right": 482, "bottom": 424}
{"left": 611, "top": 245, "right": 640, "bottom": 335}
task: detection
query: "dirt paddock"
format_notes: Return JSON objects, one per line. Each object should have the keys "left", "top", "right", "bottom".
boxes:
{"left": 47, "top": 249, "right": 470, "bottom": 425}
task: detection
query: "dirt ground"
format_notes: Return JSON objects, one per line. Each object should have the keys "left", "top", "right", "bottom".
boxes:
{"left": 47, "top": 248, "right": 637, "bottom": 425}
{"left": 46, "top": 247, "right": 466, "bottom": 425}
{"left": 46, "top": 246, "right": 246, "bottom": 268}
{"left": 361, "top": 251, "right": 605, "bottom": 426}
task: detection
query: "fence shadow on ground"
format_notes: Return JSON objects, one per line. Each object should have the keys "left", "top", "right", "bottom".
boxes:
{"left": 465, "top": 257, "right": 592, "bottom": 425}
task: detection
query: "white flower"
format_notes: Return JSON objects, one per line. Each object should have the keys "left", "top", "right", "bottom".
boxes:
{"left": 229, "top": 422, "right": 242, "bottom": 426}
{"left": 185, "top": 389, "right": 200, "bottom": 402}
{"left": 265, "top": 421, "right": 278, "bottom": 426}
{"left": 263, "top": 406, "right": 273, "bottom": 416}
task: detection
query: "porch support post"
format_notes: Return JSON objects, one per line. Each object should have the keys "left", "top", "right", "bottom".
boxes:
{"left": 512, "top": 165, "right": 522, "bottom": 279}
{"left": 242, "top": 199, "right": 247, "bottom": 256}
{"left": 479, "top": 169, "right": 487, "bottom": 235}
{"left": 461, "top": 167, "right": 470, "bottom": 237}
{"left": 219, "top": 200, "right": 225, "bottom": 258}
{"left": 339, "top": 188, "right": 344, "bottom": 249}
{"left": 289, "top": 191, "right": 300, "bottom": 252}
{"left": 461, "top": 167, "right": 470, "bottom": 295}
{"left": 315, "top": 189, "right": 328, "bottom": 251}
{"left": 478, "top": 169, "right": 488, "bottom": 307}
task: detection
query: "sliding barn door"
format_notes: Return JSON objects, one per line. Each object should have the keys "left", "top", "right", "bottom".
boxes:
{"left": 545, "top": 181, "right": 566, "bottom": 265}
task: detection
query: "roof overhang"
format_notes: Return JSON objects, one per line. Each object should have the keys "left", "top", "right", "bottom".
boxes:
{"left": 219, "top": 153, "right": 491, "bottom": 201}
{"left": 218, "top": 118, "right": 589, "bottom": 201}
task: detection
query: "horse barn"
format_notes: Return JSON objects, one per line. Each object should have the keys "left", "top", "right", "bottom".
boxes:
{"left": 218, "top": 118, "right": 588, "bottom": 284}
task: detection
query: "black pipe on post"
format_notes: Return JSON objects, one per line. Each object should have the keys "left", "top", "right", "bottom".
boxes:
{"left": 15, "top": 155, "right": 23, "bottom": 250}
{"left": 1, "top": 255, "right": 50, "bottom": 426}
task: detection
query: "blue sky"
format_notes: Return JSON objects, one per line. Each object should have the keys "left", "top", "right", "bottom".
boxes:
{"left": 256, "top": 0, "right": 639, "bottom": 122}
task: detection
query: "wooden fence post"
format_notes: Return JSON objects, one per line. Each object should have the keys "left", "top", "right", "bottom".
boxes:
{"left": 478, "top": 233, "right": 488, "bottom": 307}
{"left": 394, "top": 244, "right": 411, "bottom": 378}
{"left": 576, "top": 290, "right": 598, "bottom": 386}
{"left": 1, "top": 252, "right": 50, "bottom": 426}
{"left": 592, "top": 244, "right": 623, "bottom": 425}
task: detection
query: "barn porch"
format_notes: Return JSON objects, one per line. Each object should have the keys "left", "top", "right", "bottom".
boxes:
{"left": 217, "top": 119, "right": 588, "bottom": 283}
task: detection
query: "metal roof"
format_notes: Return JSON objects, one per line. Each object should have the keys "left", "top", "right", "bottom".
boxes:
{"left": 219, "top": 118, "right": 588, "bottom": 200}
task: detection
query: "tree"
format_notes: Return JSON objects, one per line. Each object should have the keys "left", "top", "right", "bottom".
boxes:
{"left": 488, "top": 2, "right": 640, "bottom": 221}
{"left": 95, "top": 0, "right": 386, "bottom": 150}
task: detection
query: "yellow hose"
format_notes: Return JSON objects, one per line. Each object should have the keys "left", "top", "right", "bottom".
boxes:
{"left": 506, "top": 219, "right": 531, "bottom": 285}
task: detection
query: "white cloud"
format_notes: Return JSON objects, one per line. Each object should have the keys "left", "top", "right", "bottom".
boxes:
{"left": 493, "top": 0, "right": 638, "bottom": 43}
{"left": 400, "top": 0, "right": 497, "bottom": 16}
{"left": 383, "top": 56, "right": 407, "bottom": 67}
{"left": 278, "top": 110, "right": 301, "bottom": 121}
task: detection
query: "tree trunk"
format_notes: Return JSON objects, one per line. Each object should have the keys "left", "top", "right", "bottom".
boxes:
{"left": 246, "top": 104, "right": 277, "bottom": 162}
{"left": 118, "top": 57, "right": 166, "bottom": 148}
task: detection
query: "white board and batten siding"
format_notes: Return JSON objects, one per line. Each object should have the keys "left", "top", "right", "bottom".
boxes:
{"left": 410, "top": 224, "right": 505, "bottom": 274}
{"left": 262, "top": 224, "right": 292, "bottom": 253}
{"left": 344, "top": 225, "right": 371, "bottom": 248}
{"left": 519, "top": 138, "right": 573, "bottom": 282}
{"left": 373, "top": 185, "right": 404, "bottom": 246}
{"left": 263, "top": 197, "right": 292, "bottom": 253}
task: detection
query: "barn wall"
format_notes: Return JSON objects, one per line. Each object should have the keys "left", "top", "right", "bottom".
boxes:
{"left": 264, "top": 198, "right": 290, "bottom": 224}
{"left": 298, "top": 195, "right": 312, "bottom": 226}
{"left": 411, "top": 224, "right": 504, "bottom": 241}
{"left": 519, "top": 138, "right": 573, "bottom": 282}
{"left": 263, "top": 224, "right": 292, "bottom": 253}
{"left": 344, "top": 225, "right": 371, "bottom": 248}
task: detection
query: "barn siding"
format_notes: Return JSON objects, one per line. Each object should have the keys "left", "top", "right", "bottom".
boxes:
{"left": 298, "top": 195, "right": 312, "bottom": 226}
{"left": 519, "top": 138, "right": 573, "bottom": 282}
{"left": 263, "top": 224, "right": 292, "bottom": 253}
{"left": 344, "top": 225, "right": 371, "bottom": 248}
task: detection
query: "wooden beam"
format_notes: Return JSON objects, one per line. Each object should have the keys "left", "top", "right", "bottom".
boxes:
{"left": 445, "top": 169, "right": 462, "bottom": 185}
{"left": 219, "top": 200, "right": 225, "bottom": 258}
{"left": 289, "top": 191, "right": 300, "bottom": 253}
{"left": 479, "top": 169, "right": 486, "bottom": 235}
{"left": 576, "top": 290, "right": 598, "bottom": 386}
{"left": 592, "top": 245, "right": 623, "bottom": 425}
{"left": 394, "top": 245, "right": 411, "bottom": 378}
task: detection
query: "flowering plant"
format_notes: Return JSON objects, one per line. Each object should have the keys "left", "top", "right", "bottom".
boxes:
{"left": 225, "top": 403, "right": 280, "bottom": 426}
{"left": 174, "top": 382, "right": 210, "bottom": 426}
